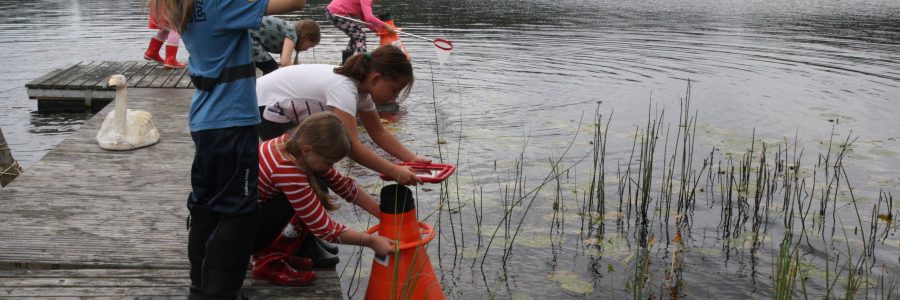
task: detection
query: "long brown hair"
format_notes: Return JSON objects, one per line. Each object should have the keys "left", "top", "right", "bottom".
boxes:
{"left": 149, "top": 0, "right": 195, "bottom": 33}
{"left": 279, "top": 112, "right": 352, "bottom": 211}
{"left": 334, "top": 45, "right": 414, "bottom": 101}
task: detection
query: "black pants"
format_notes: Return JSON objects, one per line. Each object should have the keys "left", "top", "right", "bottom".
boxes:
{"left": 187, "top": 125, "right": 260, "bottom": 299}
{"left": 255, "top": 58, "right": 279, "bottom": 75}
{"left": 188, "top": 126, "right": 260, "bottom": 215}
{"left": 188, "top": 206, "right": 260, "bottom": 299}
{"left": 253, "top": 193, "right": 296, "bottom": 252}
{"left": 256, "top": 106, "right": 297, "bottom": 141}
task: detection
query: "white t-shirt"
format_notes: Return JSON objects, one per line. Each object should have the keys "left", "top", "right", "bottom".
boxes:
{"left": 256, "top": 64, "right": 376, "bottom": 124}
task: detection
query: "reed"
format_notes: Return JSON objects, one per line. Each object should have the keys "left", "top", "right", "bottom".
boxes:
{"left": 772, "top": 231, "right": 801, "bottom": 300}
{"left": 337, "top": 79, "right": 900, "bottom": 299}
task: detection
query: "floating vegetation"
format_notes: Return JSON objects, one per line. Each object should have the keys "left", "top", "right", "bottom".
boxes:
{"left": 335, "top": 79, "right": 899, "bottom": 299}
{"left": 548, "top": 270, "right": 595, "bottom": 294}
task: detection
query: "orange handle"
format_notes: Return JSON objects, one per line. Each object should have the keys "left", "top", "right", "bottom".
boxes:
{"left": 367, "top": 221, "right": 436, "bottom": 250}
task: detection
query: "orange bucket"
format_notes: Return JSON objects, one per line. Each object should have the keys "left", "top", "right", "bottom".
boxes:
{"left": 376, "top": 19, "right": 411, "bottom": 61}
{"left": 365, "top": 185, "right": 444, "bottom": 300}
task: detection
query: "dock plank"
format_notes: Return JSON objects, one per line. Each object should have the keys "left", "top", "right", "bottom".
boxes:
{"left": 0, "top": 88, "right": 341, "bottom": 298}
{"left": 94, "top": 61, "right": 139, "bottom": 90}
{"left": 129, "top": 63, "right": 162, "bottom": 88}
{"left": 148, "top": 67, "right": 182, "bottom": 88}
{"left": 24, "top": 67, "right": 68, "bottom": 89}
{"left": 1, "top": 88, "right": 195, "bottom": 268}
{"left": 0, "top": 268, "right": 340, "bottom": 299}
{"left": 177, "top": 70, "right": 194, "bottom": 89}
{"left": 135, "top": 64, "right": 168, "bottom": 88}
{"left": 88, "top": 61, "right": 125, "bottom": 88}
{"left": 39, "top": 61, "right": 101, "bottom": 89}
{"left": 66, "top": 61, "right": 115, "bottom": 88}
{"left": 123, "top": 61, "right": 156, "bottom": 87}
{"left": 161, "top": 67, "right": 189, "bottom": 88}
{"left": 80, "top": 61, "right": 126, "bottom": 89}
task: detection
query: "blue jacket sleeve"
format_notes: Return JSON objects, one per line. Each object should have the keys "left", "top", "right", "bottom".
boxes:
{"left": 218, "top": 0, "right": 270, "bottom": 30}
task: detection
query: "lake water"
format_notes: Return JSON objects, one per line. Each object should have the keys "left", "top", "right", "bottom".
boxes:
{"left": 1, "top": 0, "right": 899, "bottom": 298}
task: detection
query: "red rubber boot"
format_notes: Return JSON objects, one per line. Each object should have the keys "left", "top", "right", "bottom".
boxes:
{"left": 143, "top": 38, "right": 164, "bottom": 64}
{"left": 164, "top": 45, "right": 187, "bottom": 69}
{"left": 253, "top": 257, "right": 317, "bottom": 286}
{"left": 284, "top": 256, "right": 313, "bottom": 271}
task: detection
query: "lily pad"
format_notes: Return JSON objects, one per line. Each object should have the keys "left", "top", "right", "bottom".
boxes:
{"left": 458, "top": 246, "right": 481, "bottom": 258}
{"left": 548, "top": 270, "right": 595, "bottom": 294}
{"left": 542, "top": 211, "right": 582, "bottom": 222}
{"left": 584, "top": 234, "right": 631, "bottom": 258}
{"left": 870, "top": 176, "right": 900, "bottom": 190}
{"left": 692, "top": 247, "right": 723, "bottom": 258}
{"left": 514, "top": 235, "right": 559, "bottom": 248}
{"left": 869, "top": 148, "right": 897, "bottom": 157}
{"left": 511, "top": 293, "right": 535, "bottom": 300}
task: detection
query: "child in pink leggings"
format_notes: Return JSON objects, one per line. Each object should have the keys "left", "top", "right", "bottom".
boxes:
{"left": 324, "top": 0, "right": 395, "bottom": 63}
{"left": 143, "top": 13, "right": 186, "bottom": 69}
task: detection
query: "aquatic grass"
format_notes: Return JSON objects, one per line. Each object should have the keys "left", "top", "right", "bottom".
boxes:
{"left": 664, "top": 216, "right": 686, "bottom": 299}
{"left": 424, "top": 60, "right": 457, "bottom": 265}
{"left": 334, "top": 79, "right": 900, "bottom": 299}
{"left": 585, "top": 101, "right": 611, "bottom": 238}
{"left": 499, "top": 116, "right": 592, "bottom": 266}
{"left": 876, "top": 271, "right": 898, "bottom": 299}
{"left": 772, "top": 231, "right": 801, "bottom": 300}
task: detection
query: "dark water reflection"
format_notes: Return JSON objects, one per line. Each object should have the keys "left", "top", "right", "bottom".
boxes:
{"left": 1, "top": 0, "right": 899, "bottom": 298}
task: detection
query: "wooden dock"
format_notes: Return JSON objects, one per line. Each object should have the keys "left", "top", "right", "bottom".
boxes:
{"left": 26, "top": 61, "right": 193, "bottom": 112}
{"left": 0, "top": 88, "right": 341, "bottom": 298}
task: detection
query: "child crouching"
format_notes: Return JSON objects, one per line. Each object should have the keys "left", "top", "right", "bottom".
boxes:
{"left": 253, "top": 112, "right": 394, "bottom": 285}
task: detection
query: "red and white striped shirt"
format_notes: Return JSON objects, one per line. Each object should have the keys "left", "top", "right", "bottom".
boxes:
{"left": 258, "top": 134, "right": 360, "bottom": 242}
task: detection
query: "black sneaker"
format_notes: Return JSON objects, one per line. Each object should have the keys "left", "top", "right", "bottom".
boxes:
{"left": 294, "top": 237, "right": 340, "bottom": 267}
{"left": 316, "top": 238, "right": 339, "bottom": 255}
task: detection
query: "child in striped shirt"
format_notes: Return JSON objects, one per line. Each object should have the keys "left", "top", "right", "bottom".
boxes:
{"left": 252, "top": 112, "right": 394, "bottom": 286}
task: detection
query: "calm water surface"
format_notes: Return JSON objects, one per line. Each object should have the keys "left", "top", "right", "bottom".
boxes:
{"left": 1, "top": 0, "right": 899, "bottom": 298}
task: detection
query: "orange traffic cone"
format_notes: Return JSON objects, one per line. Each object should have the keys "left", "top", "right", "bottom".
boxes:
{"left": 366, "top": 184, "right": 444, "bottom": 300}
{"left": 376, "top": 17, "right": 411, "bottom": 61}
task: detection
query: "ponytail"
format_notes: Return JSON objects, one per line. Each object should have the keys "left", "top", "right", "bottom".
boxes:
{"left": 279, "top": 113, "right": 352, "bottom": 211}
{"left": 149, "top": 0, "right": 195, "bottom": 33}
{"left": 334, "top": 45, "right": 414, "bottom": 100}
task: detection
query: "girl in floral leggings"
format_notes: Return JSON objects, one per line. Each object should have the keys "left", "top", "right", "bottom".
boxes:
{"left": 324, "top": 0, "right": 394, "bottom": 62}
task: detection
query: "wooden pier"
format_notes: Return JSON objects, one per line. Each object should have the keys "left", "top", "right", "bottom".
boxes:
{"left": 26, "top": 61, "right": 193, "bottom": 112}
{"left": 0, "top": 87, "right": 341, "bottom": 298}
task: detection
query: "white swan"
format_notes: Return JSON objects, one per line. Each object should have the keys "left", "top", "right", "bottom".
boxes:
{"left": 96, "top": 74, "right": 160, "bottom": 150}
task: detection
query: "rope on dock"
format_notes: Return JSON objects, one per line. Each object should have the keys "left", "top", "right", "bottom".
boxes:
{"left": 0, "top": 160, "right": 22, "bottom": 177}
{"left": 0, "top": 134, "right": 24, "bottom": 186}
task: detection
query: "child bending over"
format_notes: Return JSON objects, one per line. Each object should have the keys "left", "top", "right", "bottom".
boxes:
{"left": 250, "top": 17, "right": 321, "bottom": 74}
{"left": 252, "top": 112, "right": 394, "bottom": 286}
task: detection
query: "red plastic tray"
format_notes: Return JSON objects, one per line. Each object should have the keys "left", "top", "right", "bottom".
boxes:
{"left": 379, "top": 162, "right": 456, "bottom": 183}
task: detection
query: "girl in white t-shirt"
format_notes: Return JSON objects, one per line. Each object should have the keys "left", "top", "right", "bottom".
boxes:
{"left": 256, "top": 45, "right": 428, "bottom": 186}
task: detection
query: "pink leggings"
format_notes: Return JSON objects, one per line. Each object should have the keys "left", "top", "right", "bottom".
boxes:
{"left": 154, "top": 29, "right": 181, "bottom": 47}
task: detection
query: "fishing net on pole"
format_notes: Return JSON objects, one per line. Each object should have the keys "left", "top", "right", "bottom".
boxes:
{"left": 433, "top": 39, "right": 453, "bottom": 65}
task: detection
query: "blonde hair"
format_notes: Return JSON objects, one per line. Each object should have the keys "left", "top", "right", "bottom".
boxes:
{"left": 279, "top": 112, "right": 352, "bottom": 211}
{"left": 148, "top": 0, "right": 194, "bottom": 33}
{"left": 334, "top": 45, "right": 414, "bottom": 101}
{"left": 295, "top": 20, "right": 321, "bottom": 45}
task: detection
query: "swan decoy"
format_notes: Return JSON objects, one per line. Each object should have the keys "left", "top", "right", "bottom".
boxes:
{"left": 96, "top": 74, "right": 160, "bottom": 150}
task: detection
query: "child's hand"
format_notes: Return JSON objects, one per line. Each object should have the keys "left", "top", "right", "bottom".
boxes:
{"left": 410, "top": 156, "right": 432, "bottom": 164}
{"left": 369, "top": 235, "right": 395, "bottom": 257}
{"left": 393, "top": 165, "right": 423, "bottom": 185}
